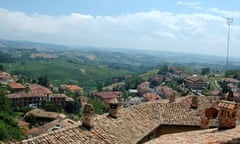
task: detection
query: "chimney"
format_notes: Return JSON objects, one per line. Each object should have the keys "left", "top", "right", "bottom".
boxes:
{"left": 191, "top": 96, "right": 198, "bottom": 109}
{"left": 82, "top": 104, "right": 95, "bottom": 130}
{"left": 109, "top": 98, "right": 120, "bottom": 118}
{"left": 169, "top": 93, "right": 175, "bottom": 103}
{"left": 218, "top": 100, "right": 238, "bottom": 129}
{"left": 200, "top": 117, "right": 210, "bottom": 129}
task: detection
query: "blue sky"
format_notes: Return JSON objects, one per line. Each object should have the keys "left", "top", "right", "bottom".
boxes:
{"left": 0, "top": 0, "right": 240, "bottom": 56}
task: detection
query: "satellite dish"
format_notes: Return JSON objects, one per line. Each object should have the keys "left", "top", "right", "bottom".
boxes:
{"left": 205, "top": 107, "right": 218, "bottom": 119}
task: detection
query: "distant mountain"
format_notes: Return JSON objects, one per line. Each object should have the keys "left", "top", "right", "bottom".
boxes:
{"left": 1, "top": 39, "right": 240, "bottom": 68}
{"left": 0, "top": 39, "right": 71, "bottom": 52}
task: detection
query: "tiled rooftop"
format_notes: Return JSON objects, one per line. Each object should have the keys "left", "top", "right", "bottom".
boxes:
{"left": 8, "top": 83, "right": 25, "bottom": 89}
{"left": 8, "top": 84, "right": 52, "bottom": 98}
{"left": 0, "top": 71, "right": 10, "bottom": 79}
{"left": 96, "top": 91, "right": 122, "bottom": 99}
{"left": 18, "top": 96, "right": 232, "bottom": 144}
{"left": 184, "top": 76, "right": 201, "bottom": 82}
{"left": 146, "top": 125, "right": 240, "bottom": 144}
{"left": 158, "top": 96, "right": 219, "bottom": 126}
{"left": 65, "top": 85, "right": 83, "bottom": 92}
{"left": 27, "top": 118, "right": 77, "bottom": 136}
{"left": 51, "top": 93, "right": 67, "bottom": 98}
{"left": 19, "top": 101, "right": 159, "bottom": 144}
{"left": 143, "top": 93, "right": 161, "bottom": 101}
{"left": 24, "top": 109, "right": 66, "bottom": 120}
{"left": 160, "top": 85, "right": 179, "bottom": 98}
{"left": 222, "top": 78, "right": 240, "bottom": 83}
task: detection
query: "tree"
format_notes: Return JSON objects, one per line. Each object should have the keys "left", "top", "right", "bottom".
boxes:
{"left": 221, "top": 80, "right": 229, "bottom": 94}
{"left": 38, "top": 75, "right": 50, "bottom": 87}
{"left": 124, "top": 75, "right": 144, "bottom": 89}
{"left": 0, "top": 88, "right": 12, "bottom": 114}
{"left": 201, "top": 67, "right": 210, "bottom": 75}
{"left": 0, "top": 88, "right": 24, "bottom": 141}
{"left": 24, "top": 114, "right": 37, "bottom": 127}
{"left": 41, "top": 101, "right": 60, "bottom": 112}
{"left": 0, "top": 64, "right": 4, "bottom": 71}
{"left": 65, "top": 101, "right": 74, "bottom": 113}
{"left": 96, "top": 82, "right": 103, "bottom": 91}
{"left": 158, "top": 64, "right": 168, "bottom": 75}
{"left": 150, "top": 80, "right": 160, "bottom": 87}
{"left": 73, "top": 99, "right": 81, "bottom": 114}
{"left": 88, "top": 97, "right": 109, "bottom": 114}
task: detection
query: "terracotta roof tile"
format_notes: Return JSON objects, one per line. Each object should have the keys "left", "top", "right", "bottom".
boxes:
{"left": 222, "top": 78, "right": 240, "bottom": 83}
{"left": 65, "top": 85, "right": 83, "bottom": 92}
{"left": 143, "top": 93, "right": 161, "bottom": 101}
{"left": 146, "top": 125, "right": 240, "bottom": 144}
{"left": 161, "top": 86, "right": 178, "bottom": 98}
{"left": 8, "top": 83, "right": 25, "bottom": 89}
{"left": 24, "top": 109, "right": 66, "bottom": 119}
{"left": 51, "top": 94, "right": 67, "bottom": 98}
{"left": 158, "top": 96, "right": 219, "bottom": 126}
{"left": 184, "top": 76, "right": 201, "bottom": 82}
{"left": 27, "top": 118, "right": 77, "bottom": 136}
{"left": 0, "top": 71, "right": 11, "bottom": 79}
{"left": 95, "top": 91, "right": 122, "bottom": 99}
{"left": 8, "top": 84, "right": 52, "bottom": 98}
{"left": 18, "top": 96, "right": 224, "bottom": 144}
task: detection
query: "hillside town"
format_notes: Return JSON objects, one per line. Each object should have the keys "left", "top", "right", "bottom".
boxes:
{"left": 0, "top": 65, "right": 240, "bottom": 143}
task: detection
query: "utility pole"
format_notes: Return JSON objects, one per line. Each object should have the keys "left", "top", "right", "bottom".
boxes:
{"left": 225, "top": 17, "right": 233, "bottom": 74}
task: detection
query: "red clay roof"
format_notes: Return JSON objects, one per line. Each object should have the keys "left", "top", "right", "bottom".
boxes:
{"left": 65, "top": 85, "right": 83, "bottom": 92}
{"left": 0, "top": 71, "right": 10, "bottom": 79}
{"left": 8, "top": 84, "right": 52, "bottom": 98}
{"left": 51, "top": 94, "right": 67, "bottom": 98}
{"left": 146, "top": 125, "right": 240, "bottom": 144}
{"left": 222, "top": 78, "right": 240, "bottom": 83}
{"left": 27, "top": 118, "right": 77, "bottom": 136}
{"left": 161, "top": 86, "right": 178, "bottom": 97}
{"left": 24, "top": 109, "right": 66, "bottom": 119}
{"left": 143, "top": 93, "right": 161, "bottom": 101}
{"left": 8, "top": 82, "right": 25, "bottom": 89}
{"left": 19, "top": 96, "right": 224, "bottom": 144}
{"left": 29, "top": 84, "right": 52, "bottom": 93}
{"left": 184, "top": 76, "right": 201, "bottom": 82}
{"left": 95, "top": 91, "right": 122, "bottom": 99}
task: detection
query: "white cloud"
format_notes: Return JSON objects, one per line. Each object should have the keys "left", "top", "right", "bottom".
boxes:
{"left": 209, "top": 8, "right": 240, "bottom": 19}
{"left": 177, "top": 1, "right": 201, "bottom": 7}
{"left": 0, "top": 8, "right": 240, "bottom": 56}
{"left": 177, "top": 1, "right": 202, "bottom": 10}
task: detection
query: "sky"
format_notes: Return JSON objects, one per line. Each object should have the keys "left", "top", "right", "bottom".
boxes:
{"left": 0, "top": 0, "right": 240, "bottom": 57}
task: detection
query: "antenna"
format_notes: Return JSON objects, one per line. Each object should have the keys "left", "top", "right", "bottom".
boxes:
{"left": 225, "top": 17, "right": 233, "bottom": 74}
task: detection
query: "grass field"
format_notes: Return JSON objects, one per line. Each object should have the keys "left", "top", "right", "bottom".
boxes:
{"left": 2, "top": 59, "right": 131, "bottom": 91}
{"left": 139, "top": 69, "right": 159, "bottom": 81}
